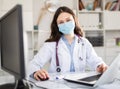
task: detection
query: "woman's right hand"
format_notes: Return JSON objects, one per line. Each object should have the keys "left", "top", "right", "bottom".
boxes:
{"left": 33, "top": 69, "right": 49, "bottom": 81}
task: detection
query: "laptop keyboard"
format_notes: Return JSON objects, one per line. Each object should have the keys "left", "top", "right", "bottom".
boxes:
{"left": 79, "top": 74, "right": 102, "bottom": 82}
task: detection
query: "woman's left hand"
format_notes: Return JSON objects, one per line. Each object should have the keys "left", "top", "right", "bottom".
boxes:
{"left": 97, "top": 63, "right": 108, "bottom": 73}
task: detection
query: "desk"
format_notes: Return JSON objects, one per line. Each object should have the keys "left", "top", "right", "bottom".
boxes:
{"left": 29, "top": 73, "right": 120, "bottom": 89}
{"left": 0, "top": 71, "right": 92, "bottom": 89}
{"left": 29, "top": 72, "right": 94, "bottom": 89}
{"left": 0, "top": 70, "right": 14, "bottom": 85}
{"left": 1, "top": 71, "right": 120, "bottom": 89}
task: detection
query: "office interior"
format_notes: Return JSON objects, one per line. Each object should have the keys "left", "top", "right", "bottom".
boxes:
{"left": 0, "top": 0, "right": 120, "bottom": 89}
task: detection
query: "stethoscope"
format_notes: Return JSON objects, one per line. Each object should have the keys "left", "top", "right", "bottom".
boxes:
{"left": 55, "top": 36, "right": 84, "bottom": 72}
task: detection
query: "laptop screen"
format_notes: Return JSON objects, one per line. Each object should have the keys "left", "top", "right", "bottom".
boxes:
{"left": 79, "top": 74, "right": 102, "bottom": 82}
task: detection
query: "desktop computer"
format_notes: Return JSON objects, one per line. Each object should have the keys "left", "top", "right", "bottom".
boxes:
{"left": 0, "top": 4, "right": 29, "bottom": 89}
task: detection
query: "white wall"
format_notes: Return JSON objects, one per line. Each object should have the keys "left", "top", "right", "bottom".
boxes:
{"left": 33, "top": 0, "right": 75, "bottom": 26}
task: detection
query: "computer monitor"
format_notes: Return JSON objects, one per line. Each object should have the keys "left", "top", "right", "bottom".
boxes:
{"left": 0, "top": 5, "right": 28, "bottom": 89}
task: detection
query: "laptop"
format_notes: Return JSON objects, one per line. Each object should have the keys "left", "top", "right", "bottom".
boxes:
{"left": 64, "top": 53, "right": 120, "bottom": 87}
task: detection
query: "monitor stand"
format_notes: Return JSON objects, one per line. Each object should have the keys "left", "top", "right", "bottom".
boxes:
{"left": 0, "top": 79, "right": 30, "bottom": 89}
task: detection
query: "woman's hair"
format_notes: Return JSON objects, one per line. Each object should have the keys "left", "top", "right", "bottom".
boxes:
{"left": 45, "top": 6, "right": 84, "bottom": 42}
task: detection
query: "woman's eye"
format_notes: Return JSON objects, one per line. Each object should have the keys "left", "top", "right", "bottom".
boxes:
{"left": 59, "top": 22, "right": 64, "bottom": 24}
{"left": 58, "top": 21, "right": 64, "bottom": 24}
{"left": 66, "top": 19, "right": 71, "bottom": 22}
{"left": 58, "top": 19, "right": 72, "bottom": 25}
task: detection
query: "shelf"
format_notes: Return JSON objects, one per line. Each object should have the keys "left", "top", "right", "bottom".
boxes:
{"left": 106, "top": 45, "right": 120, "bottom": 48}
{"left": 76, "top": 0, "right": 120, "bottom": 64}
{"left": 26, "top": 30, "right": 39, "bottom": 33}
{"left": 84, "top": 29, "right": 103, "bottom": 31}
{"left": 33, "top": 30, "right": 39, "bottom": 33}
{"left": 105, "top": 29, "right": 120, "bottom": 31}
{"left": 94, "top": 46, "right": 105, "bottom": 48}
{"left": 33, "top": 49, "right": 39, "bottom": 51}
{"left": 26, "top": 30, "right": 32, "bottom": 32}
{"left": 79, "top": 10, "right": 103, "bottom": 13}
{"left": 103, "top": 11, "right": 120, "bottom": 13}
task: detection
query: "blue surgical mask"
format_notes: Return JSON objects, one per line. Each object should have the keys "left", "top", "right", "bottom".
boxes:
{"left": 58, "top": 21, "right": 75, "bottom": 34}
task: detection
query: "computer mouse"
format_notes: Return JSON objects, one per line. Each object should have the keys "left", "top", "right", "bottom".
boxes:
{"left": 39, "top": 77, "right": 49, "bottom": 81}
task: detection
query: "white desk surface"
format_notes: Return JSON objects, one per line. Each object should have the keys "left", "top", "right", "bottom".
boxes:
{"left": 0, "top": 70, "right": 92, "bottom": 89}
{"left": 28, "top": 72, "right": 96, "bottom": 89}
{"left": 28, "top": 71, "right": 120, "bottom": 89}
{"left": 1, "top": 71, "right": 120, "bottom": 89}
{"left": 0, "top": 70, "right": 14, "bottom": 85}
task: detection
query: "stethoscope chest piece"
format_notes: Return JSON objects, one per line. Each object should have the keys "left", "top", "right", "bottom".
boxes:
{"left": 56, "top": 67, "right": 61, "bottom": 72}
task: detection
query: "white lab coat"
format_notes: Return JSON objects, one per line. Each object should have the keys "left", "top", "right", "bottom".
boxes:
{"left": 28, "top": 36, "right": 104, "bottom": 76}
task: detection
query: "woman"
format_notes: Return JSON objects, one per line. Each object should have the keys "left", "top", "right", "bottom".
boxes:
{"left": 28, "top": 6, "right": 107, "bottom": 81}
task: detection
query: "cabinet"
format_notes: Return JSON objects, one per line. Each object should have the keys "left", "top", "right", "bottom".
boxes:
{"left": 76, "top": 0, "right": 120, "bottom": 65}
{"left": 26, "top": 30, "right": 39, "bottom": 59}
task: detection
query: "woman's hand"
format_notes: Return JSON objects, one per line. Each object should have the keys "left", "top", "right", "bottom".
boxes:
{"left": 97, "top": 63, "right": 108, "bottom": 73}
{"left": 33, "top": 69, "right": 49, "bottom": 81}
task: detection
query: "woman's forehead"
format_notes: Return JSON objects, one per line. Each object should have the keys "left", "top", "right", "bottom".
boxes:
{"left": 57, "top": 12, "right": 73, "bottom": 21}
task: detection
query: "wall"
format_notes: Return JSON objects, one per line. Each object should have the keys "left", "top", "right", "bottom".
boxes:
{"left": 33, "top": 0, "right": 75, "bottom": 30}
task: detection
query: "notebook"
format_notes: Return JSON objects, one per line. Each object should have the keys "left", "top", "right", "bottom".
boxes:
{"left": 64, "top": 53, "right": 120, "bottom": 87}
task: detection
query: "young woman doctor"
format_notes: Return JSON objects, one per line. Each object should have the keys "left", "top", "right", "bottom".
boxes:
{"left": 28, "top": 6, "right": 108, "bottom": 81}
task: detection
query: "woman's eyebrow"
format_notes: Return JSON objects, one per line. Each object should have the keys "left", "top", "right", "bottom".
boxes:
{"left": 57, "top": 20, "right": 64, "bottom": 23}
{"left": 57, "top": 16, "right": 72, "bottom": 23}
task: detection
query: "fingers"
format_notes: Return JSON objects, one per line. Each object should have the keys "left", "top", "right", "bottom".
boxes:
{"left": 97, "top": 64, "right": 108, "bottom": 73}
{"left": 102, "top": 65, "right": 108, "bottom": 72}
{"left": 42, "top": 69, "right": 49, "bottom": 78}
{"left": 33, "top": 69, "right": 49, "bottom": 81}
{"left": 98, "top": 64, "right": 103, "bottom": 72}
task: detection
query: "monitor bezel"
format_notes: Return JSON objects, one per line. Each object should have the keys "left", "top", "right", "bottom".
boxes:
{"left": 0, "top": 4, "right": 25, "bottom": 80}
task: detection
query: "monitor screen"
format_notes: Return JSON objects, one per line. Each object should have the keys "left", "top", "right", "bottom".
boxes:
{"left": 0, "top": 4, "right": 25, "bottom": 80}
{"left": 0, "top": 19, "right": 1, "bottom": 68}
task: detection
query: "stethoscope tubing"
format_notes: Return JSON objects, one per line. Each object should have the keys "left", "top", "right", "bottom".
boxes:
{"left": 56, "top": 40, "right": 61, "bottom": 72}
{"left": 55, "top": 36, "right": 84, "bottom": 72}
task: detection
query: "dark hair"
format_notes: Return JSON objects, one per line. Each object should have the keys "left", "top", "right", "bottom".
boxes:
{"left": 45, "top": 6, "right": 84, "bottom": 42}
